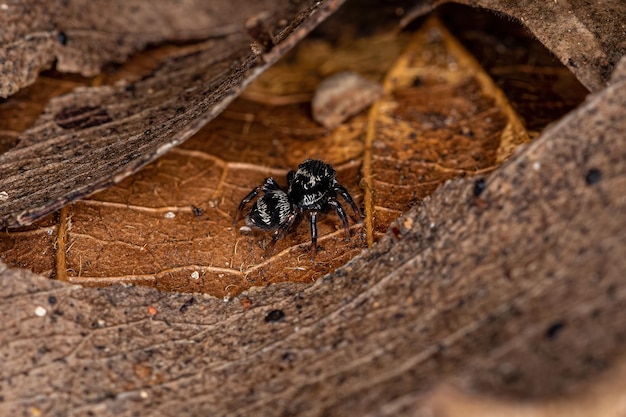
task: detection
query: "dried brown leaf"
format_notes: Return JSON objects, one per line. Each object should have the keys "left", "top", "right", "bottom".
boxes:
{"left": 438, "top": 6, "right": 591, "bottom": 138}
{"left": 0, "top": 2, "right": 624, "bottom": 415}
{"left": 0, "top": 0, "right": 326, "bottom": 97}
{"left": 0, "top": 0, "right": 347, "bottom": 229}
{"left": 424, "top": 362, "right": 626, "bottom": 417}
{"left": 403, "top": 0, "right": 626, "bottom": 92}
{"left": 0, "top": 55, "right": 624, "bottom": 416}
{"left": 362, "top": 17, "right": 528, "bottom": 243}
{"left": 3, "top": 0, "right": 613, "bottom": 230}
{"left": 1, "top": 17, "right": 529, "bottom": 296}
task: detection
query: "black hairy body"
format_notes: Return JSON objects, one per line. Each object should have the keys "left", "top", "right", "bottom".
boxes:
{"left": 234, "top": 159, "right": 362, "bottom": 258}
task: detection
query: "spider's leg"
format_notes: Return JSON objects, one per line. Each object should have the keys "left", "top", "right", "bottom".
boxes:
{"left": 328, "top": 198, "right": 350, "bottom": 239}
{"left": 274, "top": 212, "right": 299, "bottom": 241}
{"left": 262, "top": 177, "right": 282, "bottom": 191}
{"left": 334, "top": 182, "right": 362, "bottom": 221}
{"left": 265, "top": 211, "right": 299, "bottom": 254}
{"left": 309, "top": 211, "right": 319, "bottom": 259}
{"left": 233, "top": 185, "right": 260, "bottom": 225}
{"left": 287, "top": 170, "right": 296, "bottom": 188}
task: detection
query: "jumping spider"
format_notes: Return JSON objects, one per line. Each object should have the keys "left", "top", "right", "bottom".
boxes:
{"left": 234, "top": 159, "right": 362, "bottom": 258}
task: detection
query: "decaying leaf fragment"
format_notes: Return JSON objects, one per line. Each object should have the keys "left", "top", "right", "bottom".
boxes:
{"left": 312, "top": 71, "right": 383, "bottom": 129}
{"left": 0, "top": 0, "right": 346, "bottom": 98}
{"left": 361, "top": 17, "right": 529, "bottom": 244}
{"left": 402, "top": 0, "right": 626, "bottom": 92}
{"left": 424, "top": 362, "right": 626, "bottom": 417}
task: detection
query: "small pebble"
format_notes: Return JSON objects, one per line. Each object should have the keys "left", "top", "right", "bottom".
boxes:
{"left": 585, "top": 168, "right": 602, "bottom": 185}
{"left": 191, "top": 271, "right": 200, "bottom": 280}
{"left": 179, "top": 297, "right": 195, "bottom": 313}
{"left": 34, "top": 306, "right": 47, "bottom": 317}
{"left": 164, "top": 211, "right": 176, "bottom": 219}
{"left": 265, "top": 309, "right": 285, "bottom": 322}
{"left": 57, "top": 31, "right": 68, "bottom": 45}
{"left": 473, "top": 178, "right": 487, "bottom": 196}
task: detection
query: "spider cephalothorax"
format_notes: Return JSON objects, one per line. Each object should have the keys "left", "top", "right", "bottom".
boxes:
{"left": 235, "top": 159, "right": 362, "bottom": 257}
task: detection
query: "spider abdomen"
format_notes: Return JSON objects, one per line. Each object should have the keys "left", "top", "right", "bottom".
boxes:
{"left": 245, "top": 190, "right": 291, "bottom": 231}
